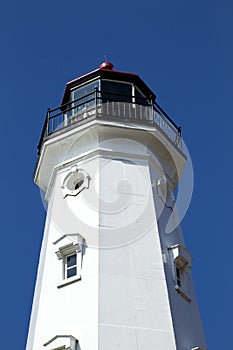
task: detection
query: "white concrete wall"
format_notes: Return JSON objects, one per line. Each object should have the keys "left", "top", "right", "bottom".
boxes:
{"left": 98, "top": 156, "right": 177, "bottom": 349}
{"left": 28, "top": 121, "right": 206, "bottom": 350}
{"left": 155, "top": 205, "right": 207, "bottom": 349}
{"left": 26, "top": 157, "right": 101, "bottom": 350}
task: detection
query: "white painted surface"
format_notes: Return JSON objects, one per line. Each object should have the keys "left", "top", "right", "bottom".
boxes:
{"left": 27, "top": 120, "right": 206, "bottom": 350}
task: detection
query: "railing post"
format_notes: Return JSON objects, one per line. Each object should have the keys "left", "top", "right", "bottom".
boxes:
{"left": 64, "top": 112, "right": 68, "bottom": 127}
{"left": 39, "top": 91, "right": 183, "bottom": 153}
{"left": 46, "top": 108, "right": 50, "bottom": 135}
{"left": 177, "top": 127, "right": 182, "bottom": 150}
{"left": 95, "top": 87, "right": 98, "bottom": 116}
{"left": 150, "top": 95, "right": 154, "bottom": 123}
{"left": 37, "top": 109, "right": 50, "bottom": 155}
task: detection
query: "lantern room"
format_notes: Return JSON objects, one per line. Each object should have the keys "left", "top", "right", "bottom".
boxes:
{"left": 35, "top": 62, "right": 185, "bottom": 193}
{"left": 37, "top": 62, "right": 182, "bottom": 156}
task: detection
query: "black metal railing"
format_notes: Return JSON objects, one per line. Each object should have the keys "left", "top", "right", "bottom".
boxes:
{"left": 37, "top": 89, "right": 182, "bottom": 154}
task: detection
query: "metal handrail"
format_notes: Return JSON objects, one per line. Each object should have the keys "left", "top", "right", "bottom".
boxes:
{"left": 37, "top": 89, "right": 182, "bottom": 155}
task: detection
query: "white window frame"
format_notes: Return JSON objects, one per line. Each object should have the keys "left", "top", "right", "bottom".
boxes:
{"left": 55, "top": 240, "right": 83, "bottom": 288}
{"left": 64, "top": 252, "right": 78, "bottom": 279}
{"left": 168, "top": 244, "right": 192, "bottom": 302}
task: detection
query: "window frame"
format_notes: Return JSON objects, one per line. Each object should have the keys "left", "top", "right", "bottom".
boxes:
{"left": 64, "top": 252, "right": 78, "bottom": 279}
{"left": 55, "top": 241, "right": 83, "bottom": 288}
{"left": 176, "top": 266, "right": 182, "bottom": 288}
{"left": 100, "top": 79, "right": 133, "bottom": 103}
{"left": 61, "top": 166, "right": 89, "bottom": 198}
{"left": 69, "top": 78, "right": 100, "bottom": 120}
{"left": 100, "top": 79, "right": 150, "bottom": 106}
{"left": 168, "top": 244, "right": 192, "bottom": 302}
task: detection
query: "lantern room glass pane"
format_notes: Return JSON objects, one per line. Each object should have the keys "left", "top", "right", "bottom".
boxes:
{"left": 101, "top": 80, "right": 132, "bottom": 103}
{"left": 71, "top": 80, "right": 100, "bottom": 116}
{"left": 135, "top": 87, "right": 150, "bottom": 106}
{"left": 72, "top": 80, "right": 100, "bottom": 102}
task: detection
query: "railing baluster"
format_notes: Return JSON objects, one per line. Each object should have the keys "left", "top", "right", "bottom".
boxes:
{"left": 64, "top": 112, "right": 67, "bottom": 127}
{"left": 51, "top": 115, "right": 54, "bottom": 134}
{"left": 38, "top": 89, "right": 183, "bottom": 154}
{"left": 95, "top": 88, "right": 98, "bottom": 117}
{"left": 47, "top": 109, "right": 50, "bottom": 136}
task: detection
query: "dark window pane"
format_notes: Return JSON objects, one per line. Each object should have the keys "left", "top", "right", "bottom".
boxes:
{"left": 74, "top": 179, "right": 84, "bottom": 190}
{"left": 67, "top": 254, "right": 77, "bottom": 268}
{"left": 135, "top": 88, "right": 149, "bottom": 106}
{"left": 73, "top": 80, "right": 100, "bottom": 102}
{"left": 72, "top": 80, "right": 100, "bottom": 114}
{"left": 101, "top": 81, "right": 132, "bottom": 103}
{"left": 176, "top": 267, "right": 181, "bottom": 287}
{"left": 67, "top": 267, "right": 77, "bottom": 278}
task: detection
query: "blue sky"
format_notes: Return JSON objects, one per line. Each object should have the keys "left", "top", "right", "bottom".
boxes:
{"left": 0, "top": 1, "right": 232, "bottom": 348}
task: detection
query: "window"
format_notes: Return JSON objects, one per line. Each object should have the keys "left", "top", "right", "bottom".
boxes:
{"left": 56, "top": 243, "right": 81, "bottom": 283}
{"left": 72, "top": 79, "right": 100, "bottom": 114}
{"left": 176, "top": 266, "right": 182, "bottom": 288}
{"left": 65, "top": 171, "right": 84, "bottom": 192}
{"left": 101, "top": 80, "right": 132, "bottom": 103}
{"left": 168, "top": 244, "right": 192, "bottom": 302}
{"left": 54, "top": 235, "right": 85, "bottom": 288}
{"left": 62, "top": 166, "right": 89, "bottom": 198}
{"left": 65, "top": 253, "right": 77, "bottom": 279}
{"left": 135, "top": 87, "right": 150, "bottom": 106}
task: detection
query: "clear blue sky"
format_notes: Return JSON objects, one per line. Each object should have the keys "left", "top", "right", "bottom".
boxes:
{"left": 0, "top": 1, "right": 231, "bottom": 349}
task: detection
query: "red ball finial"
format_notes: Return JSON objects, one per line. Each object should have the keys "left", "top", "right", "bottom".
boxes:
{"left": 100, "top": 61, "right": 114, "bottom": 70}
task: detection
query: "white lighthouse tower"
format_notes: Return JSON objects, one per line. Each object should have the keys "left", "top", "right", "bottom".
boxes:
{"left": 26, "top": 62, "right": 207, "bottom": 350}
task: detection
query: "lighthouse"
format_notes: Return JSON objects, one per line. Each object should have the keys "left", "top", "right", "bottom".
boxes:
{"left": 26, "top": 62, "right": 207, "bottom": 350}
